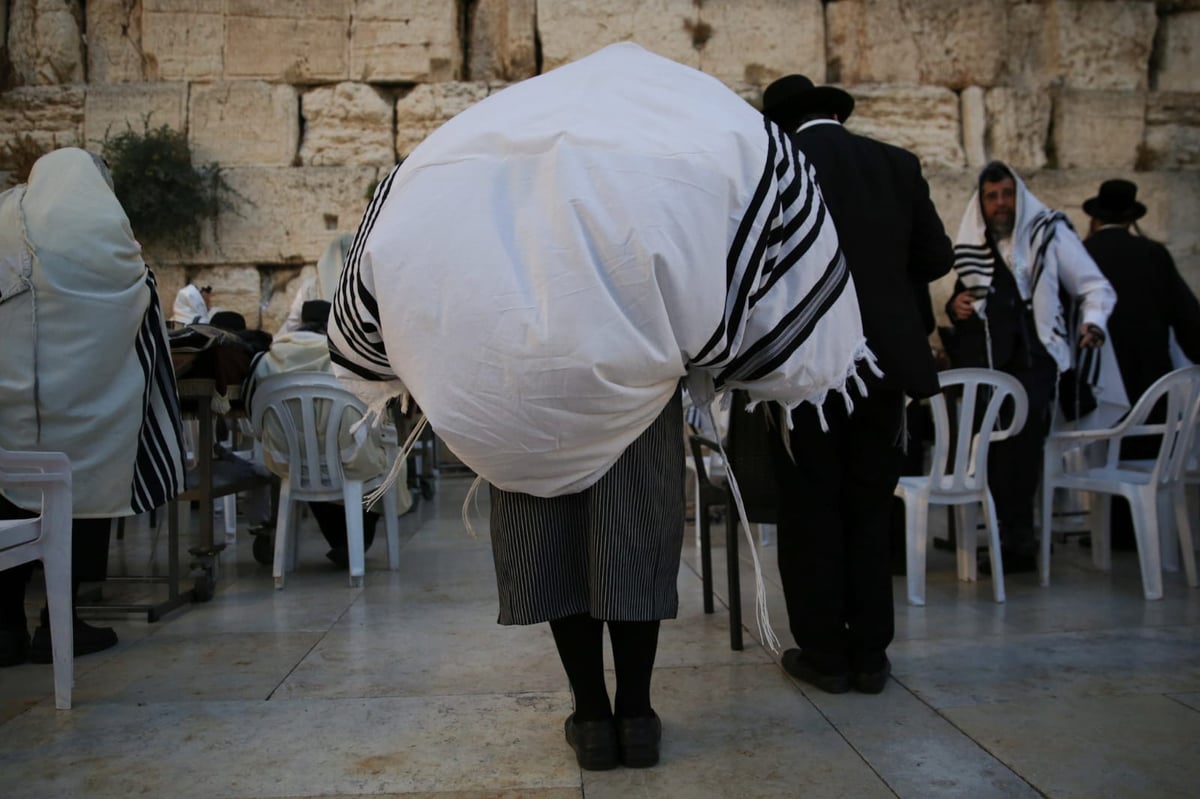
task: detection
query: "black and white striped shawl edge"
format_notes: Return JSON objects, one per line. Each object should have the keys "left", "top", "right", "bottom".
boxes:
{"left": 130, "top": 269, "right": 185, "bottom": 513}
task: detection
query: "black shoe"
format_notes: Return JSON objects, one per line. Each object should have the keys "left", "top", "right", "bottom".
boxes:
{"left": 29, "top": 616, "right": 118, "bottom": 663}
{"left": 325, "top": 548, "right": 349, "bottom": 569}
{"left": 0, "top": 626, "right": 30, "bottom": 667}
{"left": 781, "top": 648, "right": 851, "bottom": 694}
{"left": 564, "top": 713, "right": 619, "bottom": 771}
{"left": 616, "top": 712, "right": 662, "bottom": 768}
{"left": 852, "top": 657, "right": 891, "bottom": 694}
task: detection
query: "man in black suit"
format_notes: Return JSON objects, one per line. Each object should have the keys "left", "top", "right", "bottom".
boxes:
{"left": 1083, "top": 179, "right": 1200, "bottom": 548}
{"left": 1083, "top": 179, "right": 1200, "bottom": 406}
{"left": 761, "top": 75, "right": 954, "bottom": 694}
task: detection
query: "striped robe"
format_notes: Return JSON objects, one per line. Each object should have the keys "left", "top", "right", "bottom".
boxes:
{"left": 0, "top": 148, "right": 184, "bottom": 517}
{"left": 329, "top": 43, "right": 866, "bottom": 498}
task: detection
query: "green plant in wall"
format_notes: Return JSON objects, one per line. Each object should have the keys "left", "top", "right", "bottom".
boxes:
{"left": 100, "top": 122, "right": 238, "bottom": 253}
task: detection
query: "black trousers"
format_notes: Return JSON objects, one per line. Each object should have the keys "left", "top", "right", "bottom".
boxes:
{"left": 988, "top": 355, "right": 1057, "bottom": 545}
{"left": 770, "top": 388, "right": 903, "bottom": 672}
{"left": 0, "top": 495, "right": 112, "bottom": 626}
{"left": 307, "top": 501, "right": 379, "bottom": 552}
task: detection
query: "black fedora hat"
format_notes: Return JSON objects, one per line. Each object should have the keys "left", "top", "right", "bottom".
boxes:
{"left": 762, "top": 74, "right": 855, "bottom": 132}
{"left": 1082, "top": 179, "right": 1146, "bottom": 224}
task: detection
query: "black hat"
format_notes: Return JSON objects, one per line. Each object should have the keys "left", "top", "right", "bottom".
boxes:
{"left": 1082, "top": 179, "right": 1147, "bottom": 224}
{"left": 300, "top": 300, "right": 331, "bottom": 328}
{"left": 761, "top": 74, "right": 855, "bottom": 132}
{"left": 209, "top": 310, "right": 247, "bottom": 332}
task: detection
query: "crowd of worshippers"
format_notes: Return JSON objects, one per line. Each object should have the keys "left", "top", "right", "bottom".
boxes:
{"left": 2, "top": 52, "right": 1199, "bottom": 775}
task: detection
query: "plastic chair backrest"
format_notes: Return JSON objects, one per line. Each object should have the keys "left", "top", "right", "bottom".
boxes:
{"left": 1109, "top": 365, "right": 1200, "bottom": 485}
{"left": 688, "top": 433, "right": 724, "bottom": 488}
{"left": 928, "top": 368, "right": 1028, "bottom": 494}
{"left": 248, "top": 372, "right": 367, "bottom": 497}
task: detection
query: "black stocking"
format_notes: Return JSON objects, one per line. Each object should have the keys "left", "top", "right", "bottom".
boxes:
{"left": 608, "top": 619, "right": 660, "bottom": 718}
{"left": 549, "top": 613, "right": 611, "bottom": 721}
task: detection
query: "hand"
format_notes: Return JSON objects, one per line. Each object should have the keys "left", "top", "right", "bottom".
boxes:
{"left": 951, "top": 291, "right": 977, "bottom": 321}
{"left": 1078, "top": 323, "right": 1106, "bottom": 349}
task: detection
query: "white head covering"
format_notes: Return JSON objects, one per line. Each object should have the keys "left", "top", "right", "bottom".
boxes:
{"left": 172, "top": 283, "right": 210, "bottom": 326}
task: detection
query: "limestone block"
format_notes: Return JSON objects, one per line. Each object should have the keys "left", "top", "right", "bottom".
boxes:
{"left": 960, "top": 86, "right": 987, "bottom": 169}
{"left": 395, "top": 82, "right": 497, "bottom": 158}
{"left": 350, "top": 0, "right": 461, "bottom": 82}
{"left": 1141, "top": 92, "right": 1200, "bottom": 169}
{"left": 6, "top": 0, "right": 85, "bottom": 86}
{"left": 825, "top": 0, "right": 1006, "bottom": 89}
{"left": 184, "top": 264, "right": 263, "bottom": 326}
{"left": 0, "top": 86, "right": 85, "bottom": 170}
{"left": 984, "top": 87, "right": 1051, "bottom": 173}
{"left": 300, "top": 83, "right": 394, "bottom": 168}
{"left": 1154, "top": 11, "right": 1200, "bottom": 92}
{"left": 224, "top": 0, "right": 349, "bottom": 82}
{"left": 261, "top": 265, "right": 311, "bottom": 334}
{"left": 844, "top": 84, "right": 965, "bottom": 169}
{"left": 469, "top": 0, "right": 537, "bottom": 81}
{"left": 189, "top": 82, "right": 299, "bottom": 167}
{"left": 85, "top": 82, "right": 187, "bottom": 147}
{"left": 1052, "top": 89, "right": 1146, "bottom": 170}
{"left": 538, "top": 0, "right": 824, "bottom": 87}
{"left": 86, "top": 0, "right": 146, "bottom": 83}
{"left": 1048, "top": 1, "right": 1158, "bottom": 91}
{"left": 693, "top": 0, "right": 825, "bottom": 86}
{"left": 1002, "top": 1, "right": 1055, "bottom": 89}
{"left": 142, "top": 0, "right": 224, "bottom": 80}
{"left": 208, "top": 166, "right": 378, "bottom": 265}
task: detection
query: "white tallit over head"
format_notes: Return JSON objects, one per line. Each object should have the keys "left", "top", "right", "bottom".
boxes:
{"left": 953, "top": 163, "right": 1115, "bottom": 375}
{"left": 0, "top": 147, "right": 185, "bottom": 517}
{"left": 172, "top": 282, "right": 211, "bottom": 326}
{"left": 329, "top": 43, "right": 868, "bottom": 498}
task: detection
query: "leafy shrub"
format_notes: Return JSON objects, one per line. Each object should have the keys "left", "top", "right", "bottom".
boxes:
{"left": 101, "top": 123, "right": 237, "bottom": 252}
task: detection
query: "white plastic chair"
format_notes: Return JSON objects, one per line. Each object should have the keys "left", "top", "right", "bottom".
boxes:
{"left": 895, "top": 368, "right": 1028, "bottom": 606}
{"left": 0, "top": 446, "right": 73, "bottom": 709}
{"left": 249, "top": 372, "right": 401, "bottom": 589}
{"left": 1041, "top": 365, "right": 1200, "bottom": 600}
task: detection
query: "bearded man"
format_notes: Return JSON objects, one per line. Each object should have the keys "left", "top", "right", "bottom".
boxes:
{"left": 946, "top": 161, "right": 1115, "bottom": 573}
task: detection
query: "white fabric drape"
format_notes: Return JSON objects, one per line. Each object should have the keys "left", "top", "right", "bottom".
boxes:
{"left": 329, "top": 43, "right": 868, "bottom": 498}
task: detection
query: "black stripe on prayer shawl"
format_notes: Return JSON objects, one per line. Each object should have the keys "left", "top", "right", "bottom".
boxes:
{"left": 1029, "top": 211, "right": 1067, "bottom": 295}
{"left": 329, "top": 341, "right": 395, "bottom": 381}
{"left": 753, "top": 162, "right": 826, "bottom": 305}
{"left": 716, "top": 249, "right": 850, "bottom": 388}
{"left": 691, "top": 119, "right": 780, "bottom": 365}
{"left": 131, "top": 271, "right": 184, "bottom": 513}
{"left": 332, "top": 166, "right": 399, "bottom": 376}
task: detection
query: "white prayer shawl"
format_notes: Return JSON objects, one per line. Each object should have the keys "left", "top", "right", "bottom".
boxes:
{"left": 953, "top": 166, "right": 1115, "bottom": 375}
{"left": 329, "top": 43, "right": 867, "bottom": 499}
{"left": 172, "top": 283, "right": 210, "bottom": 326}
{"left": 0, "top": 148, "right": 185, "bottom": 517}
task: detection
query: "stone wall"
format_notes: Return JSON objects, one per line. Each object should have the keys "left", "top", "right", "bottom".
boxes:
{"left": 1, "top": 0, "right": 1197, "bottom": 332}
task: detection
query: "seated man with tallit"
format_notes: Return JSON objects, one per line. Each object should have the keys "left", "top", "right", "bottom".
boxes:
{"left": 244, "top": 300, "right": 412, "bottom": 568}
{"left": 0, "top": 148, "right": 185, "bottom": 666}
{"left": 329, "top": 44, "right": 866, "bottom": 769}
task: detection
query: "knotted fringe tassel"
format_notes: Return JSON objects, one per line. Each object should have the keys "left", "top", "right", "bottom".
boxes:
{"left": 700, "top": 403, "right": 783, "bottom": 654}
{"left": 362, "top": 412, "right": 429, "bottom": 509}
{"left": 462, "top": 474, "right": 486, "bottom": 538}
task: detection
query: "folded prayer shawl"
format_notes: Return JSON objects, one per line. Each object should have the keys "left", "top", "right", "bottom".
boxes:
{"left": 329, "top": 43, "right": 867, "bottom": 498}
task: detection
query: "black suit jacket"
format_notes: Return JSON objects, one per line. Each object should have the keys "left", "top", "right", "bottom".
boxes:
{"left": 1085, "top": 227, "right": 1200, "bottom": 402}
{"left": 793, "top": 122, "right": 953, "bottom": 398}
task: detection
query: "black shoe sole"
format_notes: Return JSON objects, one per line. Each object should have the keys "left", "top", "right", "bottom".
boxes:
{"left": 565, "top": 714, "right": 619, "bottom": 771}
{"left": 781, "top": 649, "right": 851, "bottom": 694}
